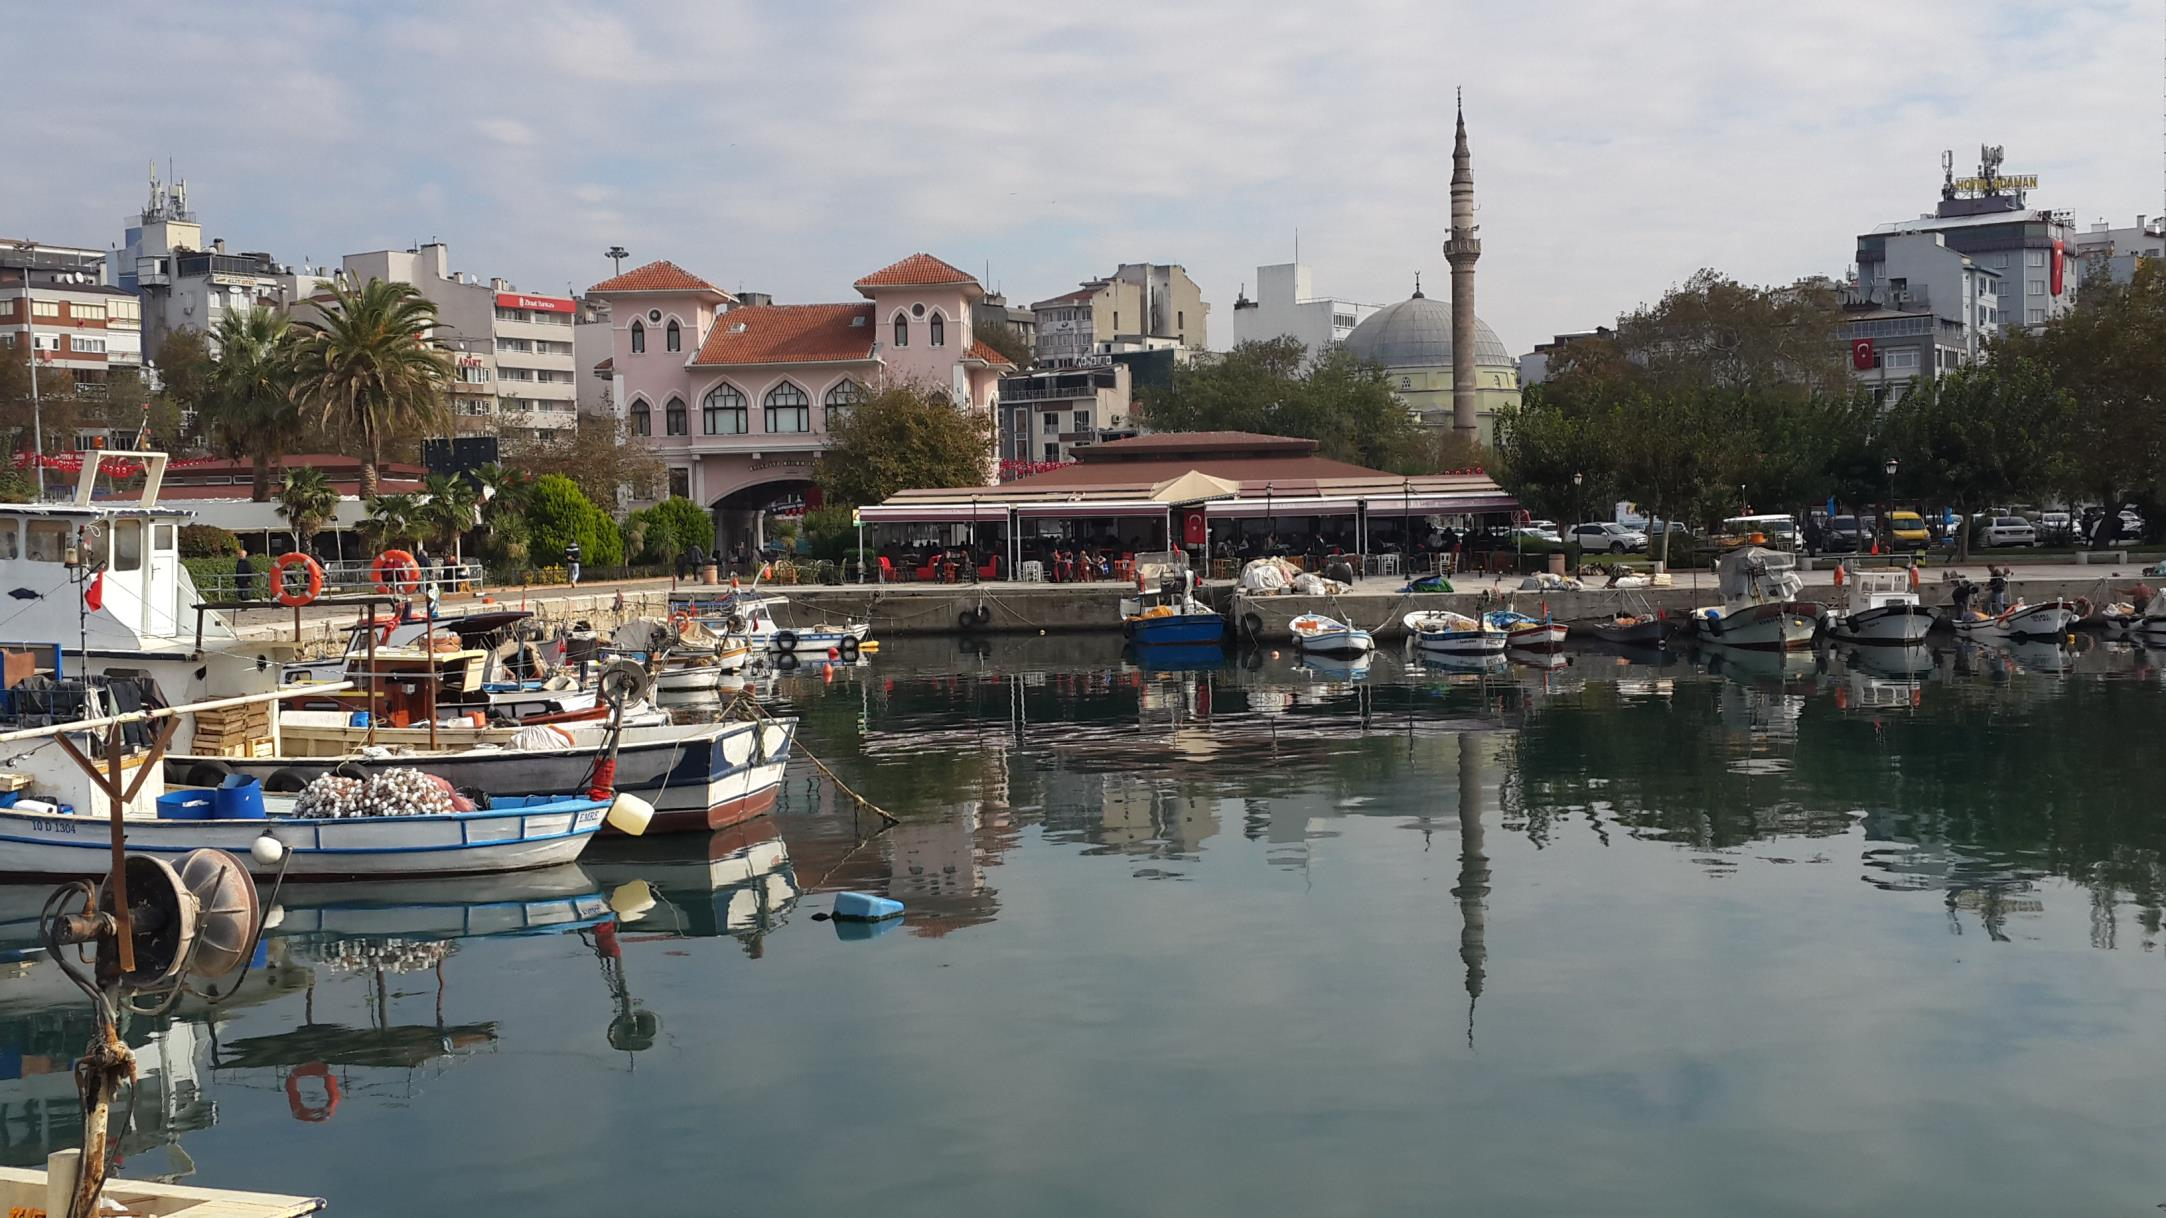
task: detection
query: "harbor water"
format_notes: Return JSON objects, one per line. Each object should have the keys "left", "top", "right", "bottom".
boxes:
{"left": 2, "top": 635, "right": 2163, "bottom": 1215}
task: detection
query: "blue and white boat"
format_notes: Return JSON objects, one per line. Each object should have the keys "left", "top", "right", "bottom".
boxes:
{"left": 1120, "top": 561, "right": 1223, "bottom": 647}
{"left": 1482, "top": 607, "right": 1569, "bottom": 650}
{"left": 1404, "top": 609, "right": 1507, "bottom": 656}
{"left": 670, "top": 590, "right": 869, "bottom": 657}
{"left": 1289, "top": 613, "right": 1374, "bottom": 657}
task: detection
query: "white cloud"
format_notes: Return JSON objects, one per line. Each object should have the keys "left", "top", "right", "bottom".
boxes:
{"left": 2, "top": 0, "right": 2156, "bottom": 352}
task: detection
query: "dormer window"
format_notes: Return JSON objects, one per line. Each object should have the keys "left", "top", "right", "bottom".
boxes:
{"left": 892, "top": 315, "right": 908, "bottom": 348}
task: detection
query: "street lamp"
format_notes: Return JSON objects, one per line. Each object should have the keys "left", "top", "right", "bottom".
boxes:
{"left": 1884, "top": 458, "right": 1898, "bottom": 546}
{"left": 1571, "top": 471, "right": 1584, "bottom": 568}
{"left": 1265, "top": 482, "right": 1275, "bottom": 551}
{"left": 604, "top": 246, "right": 629, "bottom": 276}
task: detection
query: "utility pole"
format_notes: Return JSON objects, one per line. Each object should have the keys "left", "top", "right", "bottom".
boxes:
{"left": 604, "top": 246, "right": 629, "bottom": 277}
{"left": 12, "top": 244, "right": 46, "bottom": 501}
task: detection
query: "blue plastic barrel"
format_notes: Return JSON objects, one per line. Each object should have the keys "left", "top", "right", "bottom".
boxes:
{"left": 350, "top": 711, "right": 371, "bottom": 727}
{"left": 213, "top": 775, "right": 267, "bottom": 820}
{"left": 157, "top": 791, "right": 214, "bottom": 820}
{"left": 832, "top": 891, "right": 905, "bottom": 921}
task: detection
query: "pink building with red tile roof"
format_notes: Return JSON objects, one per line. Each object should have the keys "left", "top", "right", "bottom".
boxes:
{"left": 590, "top": 255, "right": 1012, "bottom": 541}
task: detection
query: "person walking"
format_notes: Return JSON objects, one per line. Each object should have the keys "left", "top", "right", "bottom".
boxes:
{"left": 233, "top": 548, "right": 256, "bottom": 601}
{"left": 565, "top": 539, "right": 582, "bottom": 587}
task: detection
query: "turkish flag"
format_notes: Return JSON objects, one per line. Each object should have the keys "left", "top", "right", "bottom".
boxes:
{"left": 83, "top": 571, "right": 104, "bottom": 612}
{"left": 1850, "top": 338, "right": 1877, "bottom": 371}
{"left": 2050, "top": 239, "right": 2065, "bottom": 297}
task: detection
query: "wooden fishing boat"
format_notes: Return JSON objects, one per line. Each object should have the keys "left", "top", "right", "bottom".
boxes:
{"left": 1404, "top": 610, "right": 1508, "bottom": 655}
{"left": 1588, "top": 611, "right": 1666, "bottom": 646}
{"left": 1482, "top": 609, "right": 1568, "bottom": 650}
{"left": 1289, "top": 613, "right": 1373, "bottom": 657}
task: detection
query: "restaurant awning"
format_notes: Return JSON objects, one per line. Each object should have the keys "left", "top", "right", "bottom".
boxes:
{"left": 856, "top": 502, "right": 1009, "bottom": 523}
{"left": 1016, "top": 498, "right": 1168, "bottom": 519}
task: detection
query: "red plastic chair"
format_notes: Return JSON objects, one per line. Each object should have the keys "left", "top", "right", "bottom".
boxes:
{"left": 877, "top": 556, "right": 896, "bottom": 583}
{"left": 976, "top": 558, "right": 1000, "bottom": 580}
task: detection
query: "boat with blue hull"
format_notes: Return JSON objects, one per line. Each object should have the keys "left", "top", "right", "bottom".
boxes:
{"left": 1120, "top": 554, "right": 1224, "bottom": 647}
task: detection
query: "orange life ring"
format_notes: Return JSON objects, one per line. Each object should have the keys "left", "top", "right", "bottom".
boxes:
{"left": 272, "top": 552, "right": 325, "bottom": 607}
{"left": 371, "top": 549, "right": 422, "bottom": 595}
{"left": 669, "top": 610, "right": 696, "bottom": 633}
{"left": 286, "top": 1061, "right": 341, "bottom": 1123}
{"left": 1907, "top": 564, "right": 1921, "bottom": 591}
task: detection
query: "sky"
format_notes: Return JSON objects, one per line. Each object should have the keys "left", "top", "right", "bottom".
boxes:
{"left": 5, "top": 1, "right": 2160, "bottom": 357}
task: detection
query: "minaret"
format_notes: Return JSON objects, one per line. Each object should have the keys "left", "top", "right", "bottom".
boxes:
{"left": 1452, "top": 731, "right": 1489, "bottom": 1047}
{"left": 1444, "top": 89, "right": 1481, "bottom": 438}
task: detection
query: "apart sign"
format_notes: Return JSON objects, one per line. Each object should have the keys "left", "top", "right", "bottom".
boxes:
{"left": 495, "top": 292, "right": 574, "bottom": 314}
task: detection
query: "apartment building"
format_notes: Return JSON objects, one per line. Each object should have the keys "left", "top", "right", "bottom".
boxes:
{"left": 1031, "top": 263, "right": 1208, "bottom": 367}
{"left": 1, "top": 246, "right": 148, "bottom": 446}
{"left": 119, "top": 170, "right": 329, "bottom": 364}
{"left": 996, "top": 364, "right": 1134, "bottom": 467}
{"left": 342, "top": 242, "right": 577, "bottom": 442}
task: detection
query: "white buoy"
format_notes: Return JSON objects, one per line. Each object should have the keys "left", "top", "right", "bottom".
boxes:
{"left": 250, "top": 835, "right": 286, "bottom": 866}
{"left": 609, "top": 880, "right": 657, "bottom": 920}
{"left": 605, "top": 792, "right": 654, "bottom": 837}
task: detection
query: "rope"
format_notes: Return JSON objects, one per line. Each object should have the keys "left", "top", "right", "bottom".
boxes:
{"left": 721, "top": 693, "right": 897, "bottom": 825}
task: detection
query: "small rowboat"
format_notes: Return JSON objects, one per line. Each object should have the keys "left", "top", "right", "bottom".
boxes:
{"left": 1289, "top": 613, "right": 1373, "bottom": 657}
{"left": 1482, "top": 609, "right": 1568, "bottom": 650}
{"left": 1948, "top": 599, "right": 2077, "bottom": 640}
{"left": 1589, "top": 612, "right": 1665, "bottom": 647}
{"left": 1404, "top": 610, "right": 1507, "bottom": 655}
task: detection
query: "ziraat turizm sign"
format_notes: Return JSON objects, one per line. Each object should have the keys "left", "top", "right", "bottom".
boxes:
{"left": 495, "top": 292, "right": 574, "bottom": 314}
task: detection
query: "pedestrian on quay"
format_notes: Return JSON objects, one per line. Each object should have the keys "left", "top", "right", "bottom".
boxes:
{"left": 232, "top": 547, "right": 256, "bottom": 601}
{"left": 566, "top": 540, "right": 582, "bottom": 587}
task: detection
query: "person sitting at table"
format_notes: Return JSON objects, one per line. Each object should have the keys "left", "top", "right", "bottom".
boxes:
{"left": 1053, "top": 548, "right": 1073, "bottom": 583}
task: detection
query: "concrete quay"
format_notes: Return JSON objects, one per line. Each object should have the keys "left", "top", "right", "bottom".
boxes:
{"left": 217, "top": 559, "right": 2160, "bottom": 650}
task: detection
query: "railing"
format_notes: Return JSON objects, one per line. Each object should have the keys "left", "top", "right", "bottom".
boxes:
{"left": 198, "top": 559, "right": 488, "bottom": 603}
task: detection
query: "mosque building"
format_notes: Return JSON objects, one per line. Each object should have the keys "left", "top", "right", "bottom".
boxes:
{"left": 1341, "top": 94, "right": 1520, "bottom": 443}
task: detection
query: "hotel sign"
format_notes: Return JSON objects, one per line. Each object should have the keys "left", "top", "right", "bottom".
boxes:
{"left": 495, "top": 292, "right": 574, "bottom": 313}
{"left": 1952, "top": 174, "right": 2037, "bottom": 195}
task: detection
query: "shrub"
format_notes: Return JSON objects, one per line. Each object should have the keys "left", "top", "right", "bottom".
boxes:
{"left": 179, "top": 524, "right": 242, "bottom": 558}
{"left": 523, "top": 473, "right": 623, "bottom": 568}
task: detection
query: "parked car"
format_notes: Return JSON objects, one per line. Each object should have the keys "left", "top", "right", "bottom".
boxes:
{"left": 1569, "top": 522, "right": 1649, "bottom": 554}
{"left": 1884, "top": 511, "right": 1930, "bottom": 552}
{"left": 1821, "top": 515, "right": 1866, "bottom": 553}
{"left": 1981, "top": 516, "right": 2038, "bottom": 548}
{"left": 2037, "top": 511, "right": 2074, "bottom": 545}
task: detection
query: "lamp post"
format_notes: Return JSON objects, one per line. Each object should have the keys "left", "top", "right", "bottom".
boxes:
{"left": 1571, "top": 471, "right": 1584, "bottom": 568}
{"left": 1884, "top": 457, "right": 1898, "bottom": 552}
{"left": 1402, "top": 477, "right": 1412, "bottom": 562}
{"left": 1265, "top": 482, "right": 1275, "bottom": 552}
{"left": 604, "top": 246, "right": 629, "bottom": 277}
{"left": 12, "top": 243, "right": 45, "bottom": 501}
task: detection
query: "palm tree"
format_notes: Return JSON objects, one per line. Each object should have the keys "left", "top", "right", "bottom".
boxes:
{"left": 420, "top": 472, "right": 480, "bottom": 561}
{"left": 361, "top": 493, "right": 425, "bottom": 550}
{"left": 275, "top": 466, "right": 341, "bottom": 559}
{"left": 290, "top": 279, "right": 454, "bottom": 499}
{"left": 203, "top": 307, "right": 300, "bottom": 501}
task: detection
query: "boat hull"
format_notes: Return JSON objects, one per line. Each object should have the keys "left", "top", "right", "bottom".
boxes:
{"left": 614, "top": 759, "right": 788, "bottom": 836}
{"left": 1951, "top": 601, "right": 2077, "bottom": 640}
{"left": 1834, "top": 603, "right": 1934, "bottom": 645}
{"left": 1694, "top": 602, "right": 1820, "bottom": 650}
{"left": 1504, "top": 622, "right": 1569, "bottom": 650}
{"left": 1295, "top": 630, "right": 1373, "bottom": 657}
{"left": 1412, "top": 630, "right": 1509, "bottom": 655}
{"left": 171, "top": 721, "right": 792, "bottom": 815}
{"left": 0, "top": 799, "right": 605, "bottom": 880}
{"left": 1589, "top": 619, "right": 1665, "bottom": 646}
{"left": 1126, "top": 612, "right": 1225, "bottom": 646}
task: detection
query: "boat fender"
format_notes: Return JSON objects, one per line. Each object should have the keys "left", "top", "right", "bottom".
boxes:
{"left": 1833, "top": 564, "right": 1845, "bottom": 586}
{"left": 837, "top": 636, "right": 860, "bottom": 660}
{"left": 1241, "top": 611, "right": 1264, "bottom": 639}
{"left": 774, "top": 652, "right": 799, "bottom": 671}
{"left": 184, "top": 760, "right": 235, "bottom": 788}
{"left": 265, "top": 768, "right": 313, "bottom": 794}
{"left": 725, "top": 613, "right": 746, "bottom": 634}
{"left": 1908, "top": 565, "right": 1921, "bottom": 591}
{"left": 606, "top": 792, "right": 654, "bottom": 837}
{"left": 957, "top": 610, "right": 978, "bottom": 631}
{"left": 286, "top": 1062, "right": 340, "bottom": 1123}
{"left": 272, "top": 552, "right": 325, "bottom": 607}
{"left": 974, "top": 604, "right": 991, "bottom": 625}
{"left": 2074, "top": 595, "right": 2093, "bottom": 619}
{"left": 773, "top": 630, "right": 799, "bottom": 652}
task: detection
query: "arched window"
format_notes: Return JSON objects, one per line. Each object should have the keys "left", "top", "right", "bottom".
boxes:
{"left": 892, "top": 315, "right": 908, "bottom": 348}
{"left": 664, "top": 319, "right": 681, "bottom": 353}
{"left": 664, "top": 396, "right": 687, "bottom": 435}
{"left": 630, "top": 321, "right": 646, "bottom": 354}
{"left": 764, "top": 382, "right": 811, "bottom": 433}
{"left": 702, "top": 383, "right": 747, "bottom": 434}
{"left": 629, "top": 400, "right": 651, "bottom": 436}
{"left": 824, "top": 379, "right": 866, "bottom": 428}
{"left": 928, "top": 313, "right": 945, "bottom": 347}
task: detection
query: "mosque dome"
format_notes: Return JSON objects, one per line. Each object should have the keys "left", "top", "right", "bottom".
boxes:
{"left": 1343, "top": 290, "right": 1513, "bottom": 370}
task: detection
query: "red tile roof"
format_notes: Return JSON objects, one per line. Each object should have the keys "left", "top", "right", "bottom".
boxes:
{"left": 589, "top": 260, "right": 722, "bottom": 295}
{"left": 962, "top": 339, "right": 1015, "bottom": 369}
{"left": 1079, "top": 431, "right": 1317, "bottom": 459}
{"left": 592, "top": 356, "right": 613, "bottom": 372}
{"left": 1032, "top": 286, "right": 1099, "bottom": 308}
{"left": 853, "top": 253, "right": 979, "bottom": 291}
{"left": 691, "top": 303, "right": 877, "bottom": 366}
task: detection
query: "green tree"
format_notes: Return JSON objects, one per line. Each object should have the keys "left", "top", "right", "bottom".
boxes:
{"left": 1599, "top": 269, "right": 1851, "bottom": 398}
{"left": 1142, "top": 337, "right": 1432, "bottom": 471}
{"left": 646, "top": 495, "right": 714, "bottom": 557}
{"left": 1884, "top": 356, "right": 2073, "bottom": 560}
{"left": 276, "top": 466, "right": 341, "bottom": 558}
{"left": 360, "top": 492, "right": 426, "bottom": 549}
{"left": 1490, "top": 384, "right": 1615, "bottom": 526}
{"left": 152, "top": 327, "right": 217, "bottom": 448}
{"left": 523, "top": 473, "right": 624, "bottom": 569}
{"left": 202, "top": 306, "right": 301, "bottom": 500}
{"left": 975, "top": 320, "right": 1034, "bottom": 369}
{"left": 1998, "top": 258, "right": 2166, "bottom": 520}
{"left": 505, "top": 414, "right": 664, "bottom": 507}
{"left": 815, "top": 384, "right": 994, "bottom": 506}
{"left": 290, "top": 279, "right": 453, "bottom": 498}
{"left": 419, "top": 472, "right": 480, "bottom": 559}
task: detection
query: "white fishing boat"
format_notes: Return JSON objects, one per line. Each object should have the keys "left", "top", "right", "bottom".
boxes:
{"left": 2136, "top": 599, "right": 2166, "bottom": 644}
{"left": 1403, "top": 610, "right": 1507, "bottom": 655}
{"left": 671, "top": 590, "right": 869, "bottom": 657}
{"left": 0, "top": 1163, "right": 323, "bottom": 1218}
{"left": 1691, "top": 548, "right": 1820, "bottom": 651}
{"left": 1948, "top": 599, "right": 2078, "bottom": 641}
{"left": 1828, "top": 566, "right": 1934, "bottom": 645}
{"left": 1288, "top": 612, "right": 1374, "bottom": 657}
{"left": 1482, "top": 608, "right": 1569, "bottom": 650}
